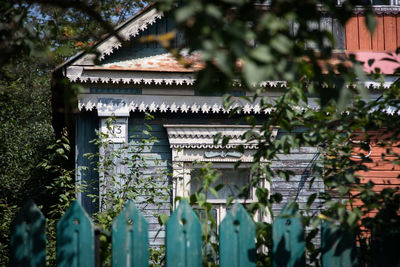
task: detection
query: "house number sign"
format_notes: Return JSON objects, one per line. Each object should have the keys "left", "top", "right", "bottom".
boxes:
{"left": 100, "top": 117, "right": 128, "bottom": 143}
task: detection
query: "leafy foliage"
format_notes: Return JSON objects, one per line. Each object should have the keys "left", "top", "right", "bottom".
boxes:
{"left": 155, "top": 0, "right": 400, "bottom": 265}
{"left": 0, "top": 0, "right": 149, "bottom": 265}
{"left": 86, "top": 116, "right": 171, "bottom": 266}
{"left": 0, "top": 59, "right": 53, "bottom": 206}
{"left": 1, "top": 0, "right": 400, "bottom": 265}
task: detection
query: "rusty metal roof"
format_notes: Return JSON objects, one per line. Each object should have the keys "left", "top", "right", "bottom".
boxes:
{"left": 84, "top": 53, "right": 204, "bottom": 72}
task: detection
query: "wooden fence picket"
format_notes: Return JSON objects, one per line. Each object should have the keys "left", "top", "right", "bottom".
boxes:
{"left": 272, "top": 203, "right": 305, "bottom": 267}
{"left": 56, "top": 201, "right": 94, "bottom": 267}
{"left": 219, "top": 203, "right": 256, "bottom": 267}
{"left": 321, "top": 221, "right": 358, "bottom": 267}
{"left": 166, "top": 200, "right": 202, "bottom": 267}
{"left": 112, "top": 200, "right": 149, "bottom": 267}
{"left": 9, "top": 198, "right": 399, "bottom": 266}
{"left": 10, "top": 200, "right": 46, "bottom": 267}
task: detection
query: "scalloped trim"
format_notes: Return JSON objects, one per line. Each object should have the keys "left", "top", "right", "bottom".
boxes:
{"left": 78, "top": 94, "right": 295, "bottom": 115}
{"left": 169, "top": 144, "right": 258, "bottom": 149}
{"left": 97, "top": 8, "right": 164, "bottom": 60}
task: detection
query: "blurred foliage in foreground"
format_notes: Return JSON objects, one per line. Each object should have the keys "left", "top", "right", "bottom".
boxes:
{"left": 0, "top": 0, "right": 148, "bottom": 265}
{"left": 156, "top": 0, "right": 400, "bottom": 265}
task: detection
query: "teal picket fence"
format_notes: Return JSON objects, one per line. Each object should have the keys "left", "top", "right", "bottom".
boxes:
{"left": 10, "top": 200, "right": 400, "bottom": 267}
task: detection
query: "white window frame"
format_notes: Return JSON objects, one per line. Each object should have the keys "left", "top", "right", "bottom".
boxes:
{"left": 164, "top": 124, "right": 277, "bottom": 225}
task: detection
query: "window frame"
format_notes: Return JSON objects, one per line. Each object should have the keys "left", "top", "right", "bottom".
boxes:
{"left": 164, "top": 124, "right": 277, "bottom": 225}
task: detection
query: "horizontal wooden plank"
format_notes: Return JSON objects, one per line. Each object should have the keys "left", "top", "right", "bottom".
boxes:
{"left": 274, "top": 153, "right": 320, "bottom": 161}
{"left": 149, "top": 230, "right": 165, "bottom": 239}
{"left": 129, "top": 123, "right": 166, "bottom": 131}
{"left": 361, "top": 162, "right": 400, "bottom": 171}
{"left": 363, "top": 184, "right": 400, "bottom": 191}
{"left": 271, "top": 175, "right": 324, "bottom": 182}
{"left": 369, "top": 146, "right": 400, "bottom": 156}
{"left": 357, "top": 170, "right": 400, "bottom": 178}
{"left": 127, "top": 145, "right": 171, "bottom": 153}
{"left": 270, "top": 161, "right": 316, "bottom": 168}
{"left": 149, "top": 239, "right": 165, "bottom": 246}
{"left": 142, "top": 209, "right": 170, "bottom": 216}
{"left": 272, "top": 168, "right": 322, "bottom": 175}
{"left": 358, "top": 177, "right": 400, "bottom": 185}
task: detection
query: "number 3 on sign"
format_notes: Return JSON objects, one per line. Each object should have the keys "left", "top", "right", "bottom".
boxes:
{"left": 110, "top": 125, "right": 122, "bottom": 135}
{"left": 101, "top": 118, "right": 127, "bottom": 143}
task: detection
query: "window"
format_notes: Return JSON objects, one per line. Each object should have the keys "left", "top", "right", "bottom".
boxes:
{"left": 184, "top": 163, "right": 264, "bottom": 225}
{"left": 164, "top": 125, "right": 277, "bottom": 225}
{"left": 190, "top": 168, "right": 251, "bottom": 201}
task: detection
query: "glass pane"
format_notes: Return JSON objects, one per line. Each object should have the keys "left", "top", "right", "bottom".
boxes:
{"left": 195, "top": 208, "right": 217, "bottom": 223}
{"left": 190, "top": 169, "right": 250, "bottom": 200}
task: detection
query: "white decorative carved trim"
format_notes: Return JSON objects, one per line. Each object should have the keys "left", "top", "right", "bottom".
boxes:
{"left": 79, "top": 94, "right": 319, "bottom": 115}
{"left": 352, "top": 6, "right": 400, "bottom": 15}
{"left": 68, "top": 66, "right": 395, "bottom": 89}
{"left": 79, "top": 93, "right": 399, "bottom": 116}
{"left": 97, "top": 8, "right": 163, "bottom": 59}
{"left": 164, "top": 124, "right": 278, "bottom": 151}
{"left": 67, "top": 68, "right": 196, "bottom": 86}
{"left": 171, "top": 149, "right": 258, "bottom": 163}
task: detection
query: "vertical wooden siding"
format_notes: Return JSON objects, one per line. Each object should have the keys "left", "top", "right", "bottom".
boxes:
{"left": 102, "top": 16, "right": 183, "bottom": 64}
{"left": 76, "top": 111, "right": 99, "bottom": 214}
{"left": 293, "top": 16, "right": 345, "bottom": 50}
{"left": 346, "top": 15, "right": 400, "bottom": 51}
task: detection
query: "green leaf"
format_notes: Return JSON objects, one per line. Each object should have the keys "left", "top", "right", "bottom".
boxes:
{"left": 158, "top": 214, "right": 169, "bottom": 225}
{"left": 222, "top": 136, "right": 230, "bottom": 147}
{"left": 214, "top": 184, "right": 224, "bottom": 191}
{"left": 226, "top": 196, "right": 235, "bottom": 206}
{"left": 243, "top": 59, "right": 266, "bottom": 86}
{"left": 209, "top": 187, "right": 218, "bottom": 198}
{"left": 306, "top": 193, "right": 317, "bottom": 207}
{"left": 347, "top": 212, "right": 357, "bottom": 227}
{"left": 365, "top": 11, "right": 377, "bottom": 34}
{"left": 214, "top": 132, "right": 222, "bottom": 145}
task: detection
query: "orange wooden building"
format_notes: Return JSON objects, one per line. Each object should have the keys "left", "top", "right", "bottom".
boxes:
{"left": 344, "top": 7, "right": 400, "bottom": 197}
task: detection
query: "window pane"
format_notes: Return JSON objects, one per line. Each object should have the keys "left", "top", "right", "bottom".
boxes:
{"left": 195, "top": 208, "right": 217, "bottom": 222}
{"left": 190, "top": 169, "right": 250, "bottom": 200}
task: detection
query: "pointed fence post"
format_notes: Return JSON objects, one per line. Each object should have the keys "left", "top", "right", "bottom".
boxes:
{"left": 166, "top": 200, "right": 202, "bottom": 267}
{"left": 56, "top": 201, "right": 94, "bottom": 267}
{"left": 272, "top": 203, "right": 305, "bottom": 267}
{"left": 219, "top": 203, "right": 256, "bottom": 267}
{"left": 112, "top": 200, "right": 149, "bottom": 267}
{"left": 10, "top": 200, "right": 46, "bottom": 267}
{"left": 321, "top": 221, "right": 358, "bottom": 267}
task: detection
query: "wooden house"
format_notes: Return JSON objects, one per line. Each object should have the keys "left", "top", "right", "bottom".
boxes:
{"left": 51, "top": 3, "right": 400, "bottom": 245}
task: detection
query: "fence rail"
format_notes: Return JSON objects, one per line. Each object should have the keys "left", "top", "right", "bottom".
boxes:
{"left": 10, "top": 200, "right": 399, "bottom": 266}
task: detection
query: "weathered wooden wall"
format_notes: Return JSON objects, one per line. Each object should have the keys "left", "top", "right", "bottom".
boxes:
{"left": 126, "top": 113, "right": 324, "bottom": 245}
{"left": 101, "top": 16, "right": 183, "bottom": 64}
{"left": 346, "top": 15, "right": 400, "bottom": 51}
{"left": 75, "top": 111, "right": 99, "bottom": 215}
{"left": 353, "top": 135, "right": 400, "bottom": 215}
{"left": 270, "top": 146, "right": 323, "bottom": 217}
{"left": 301, "top": 16, "right": 346, "bottom": 50}
{"left": 128, "top": 116, "right": 172, "bottom": 246}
